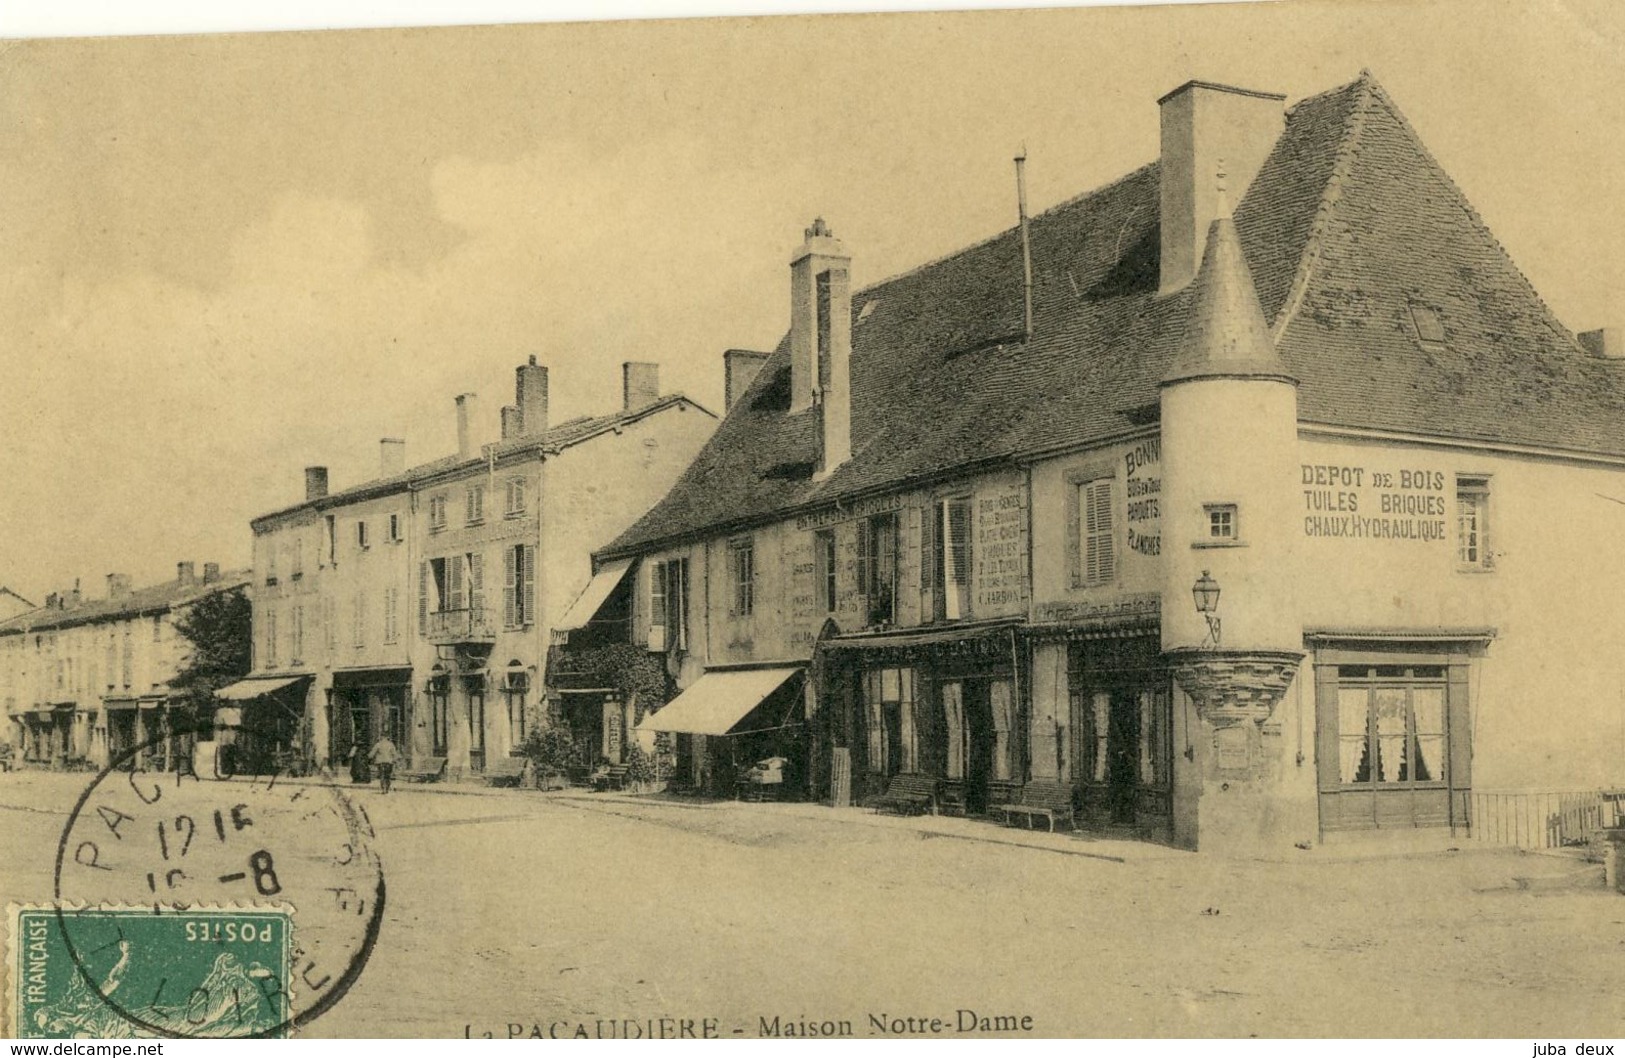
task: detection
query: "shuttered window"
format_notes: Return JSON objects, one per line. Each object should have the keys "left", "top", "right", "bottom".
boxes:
{"left": 467, "top": 552, "right": 485, "bottom": 621}
{"left": 935, "top": 497, "right": 971, "bottom": 620}
{"left": 729, "top": 538, "right": 754, "bottom": 617}
{"left": 1081, "top": 478, "right": 1115, "bottom": 585}
{"left": 503, "top": 544, "right": 536, "bottom": 627}
{"left": 417, "top": 563, "right": 428, "bottom": 635}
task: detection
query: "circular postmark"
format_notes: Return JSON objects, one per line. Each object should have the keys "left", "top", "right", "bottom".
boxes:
{"left": 49, "top": 719, "right": 384, "bottom": 1038}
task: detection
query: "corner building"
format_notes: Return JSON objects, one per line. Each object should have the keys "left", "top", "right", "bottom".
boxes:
{"left": 242, "top": 359, "right": 716, "bottom": 780}
{"left": 589, "top": 73, "right": 1625, "bottom": 853}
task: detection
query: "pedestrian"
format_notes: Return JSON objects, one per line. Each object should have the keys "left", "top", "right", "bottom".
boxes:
{"left": 369, "top": 733, "right": 398, "bottom": 795}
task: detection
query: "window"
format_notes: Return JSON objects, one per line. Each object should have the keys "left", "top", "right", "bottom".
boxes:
{"left": 934, "top": 497, "right": 972, "bottom": 620}
{"left": 427, "top": 556, "right": 466, "bottom": 615}
{"left": 504, "top": 669, "right": 529, "bottom": 747}
{"left": 324, "top": 515, "right": 337, "bottom": 567}
{"left": 352, "top": 593, "right": 365, "bottom": 648}
{"left": 151, "top": 615, "right": 161, "bottom": 643}
{"left": 728, "top": 537, "right": 755, "bottom": 617}
{"left": 864, "top": 667, "right": 916, "bottom": 776}
{"left": 263, "top": 610, "right": 278, "bottom": 668}
{"left": 428, "top": 494, "right": 448, "bottom": 532}
{"left": 1334, "top": 666, "right": 1447, "bottom": 785}
{"left": 503, "top": 544, "right": 536, "bottom": 628}
{"left": 291, "top": 539, "right": 304, "bottom": 580}
{"left": 383, "top": 587, "right": 399, "bottom": 644}
{"left": 291, "top": 606, "right": 305, "bottom": 663}
{"left": 323, "top": 596, "right": 337, "bottom": 652}
{"left": 1457, "top": 476, "right": 1491, "bottom": 570}
{"left": 429, "top": 676, "right": 450, "bottom": 755}
{"left": 467, "top": 552, "right": 485, "bottom": 624}
{"left": 387, "top": 513, "right": 402, "bottom": 543}
{"left": 504, "top": 478, "right": 527, "bottom": 517}
{"left": 121, "top": 629, "right": 133, "bottom": 688}
{"left": 1409, "top": 302, "right": 1447, "bottom": 344}
{"left": 649, "top": 558, "right": 689, "bottom": 652}
{"left": 1204, "top": 503, "right": 1238, "bottom": 542}
{"left": 356, "top": 520, "right": 370, "bottom": 550}
{"left": 856, "top": 513, "right": 898, "bottom": 626}
{"left": 649, "top": 561, "right": 667, "bottom": 650}
{"left": 814, "top": 529, "right": 837, "bottom": 613}
{"left": 1080, "top": 478, "right": 1115, "bottom": 584}
{"left": 466, "top": 484, "right": 486, "bottom": 525}
{"left": 990, "top": 680, "right": 1016, "bottom": 783}
{"left": 265, "top": 540, "right": 278, "bottom": 586}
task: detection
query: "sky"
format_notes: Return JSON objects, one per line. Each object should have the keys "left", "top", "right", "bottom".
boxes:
{"left": 1, "top": 0, "right": 1622, "bottom": 605}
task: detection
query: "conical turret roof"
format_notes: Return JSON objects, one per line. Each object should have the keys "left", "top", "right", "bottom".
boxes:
{"left": 1162, "top": 214, "right": 1296, "bottom": 386}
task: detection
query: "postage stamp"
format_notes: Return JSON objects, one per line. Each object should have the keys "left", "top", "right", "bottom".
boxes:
{"left": 8, "top": 905, "right": 292, "bottom": 1039}
{"left": 1, "top": 722, "right": 387, "bottom": 1037}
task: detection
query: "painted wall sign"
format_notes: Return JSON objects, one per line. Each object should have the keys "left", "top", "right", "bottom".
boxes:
{"left": 975, "top": 481, "right": 1028, "bottom": 613}
{"left": 1034, "top": 593, "right": 1161, "bottom": 625}
{"left": 794, "top": 492, "right": 905, "bottom": 531}
{"left": 1126, "top": 438, "right": 1161, "bottom": 557}
{"left": 1301, "top": 464, "right": 1449, "bottom": 542}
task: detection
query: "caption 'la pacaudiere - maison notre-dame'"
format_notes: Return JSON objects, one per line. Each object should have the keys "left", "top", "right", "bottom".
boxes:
{"left": 156, "top": 71, "right": 1625, "bottom": 855}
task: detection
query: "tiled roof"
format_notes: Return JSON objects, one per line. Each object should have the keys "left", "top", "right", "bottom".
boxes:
{"left": 251, "top": 394, "right": 713, "bottom": 528}
{"left": 0, "top": 571, "right": 251, "bottom": 636}
{"left": 602, "top": 72, "right": 1618, "bottom": 558}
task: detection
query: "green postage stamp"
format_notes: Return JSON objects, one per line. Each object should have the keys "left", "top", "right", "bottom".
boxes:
{"left": 7, "top": 906, "right": 293, "bottom": 1039}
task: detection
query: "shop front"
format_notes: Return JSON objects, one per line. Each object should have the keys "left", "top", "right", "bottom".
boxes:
{"left": 819, "top": 620, "right": 1024, "bottom": 814}
{"left": 1063, "top": 634, "right": 1174, "bottom": 837}
{"left": 638, "top": 667, "right": 806, "bottom": 798}
{"left": 213, "top": 674, "right": 311, "bottom": 775}
{"left": 330, "top": 668, "right": 411, "bottom": 781}
{"left": 20, "top": 706, "right": 74, "bottom": 768}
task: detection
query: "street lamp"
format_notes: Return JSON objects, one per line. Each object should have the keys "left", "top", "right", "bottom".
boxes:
{"left": 1192, "top": 570, "right": 1221, "bottom": 649}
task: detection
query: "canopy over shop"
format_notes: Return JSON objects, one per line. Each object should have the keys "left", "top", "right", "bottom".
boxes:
{"left": 638, "top": 666, "right": 806, "bottom": 795}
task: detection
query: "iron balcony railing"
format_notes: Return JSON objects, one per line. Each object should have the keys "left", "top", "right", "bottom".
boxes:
{"left": 425, "top": 607, "right": 496, "bottom": 642}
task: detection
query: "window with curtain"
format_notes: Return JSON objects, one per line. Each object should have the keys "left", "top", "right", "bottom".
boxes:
{"left": 942, "top": 682, "right": 966, "bottom": 780}
{"left": 1336, "top": 666, "right": 1448, "bottom": 785}
{"left": 990, "top": 680, "right": 1016, "bottom": 782}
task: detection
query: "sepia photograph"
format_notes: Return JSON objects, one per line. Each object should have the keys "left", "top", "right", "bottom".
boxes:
{"left": 2, "top": 0, "right": 1625, "bottom": 1042}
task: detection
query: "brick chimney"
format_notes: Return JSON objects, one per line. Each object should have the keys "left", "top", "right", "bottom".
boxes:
{"left": 724, "top": 349, "right": 770, "bottom": 410}
{"left": 517, "top": 357, "right": 548, "bottom": 438}
{"left": 1158, "top": 80, "right": 1286, "bottom": 294}
{"left": 622, "top": 362, "right": 660, "bottom": 410}
{"left": 790, "top": 219, "right": 853, "bottom": 476}
{"left": 177, "top": 561, "right": 196, "bottom": 586}
{"left": 500, "top": 406, "right": 520, "bottom": 440}
{"left": 304, "top": 466, "right": 329, "bottom": 502}
{"left": 455, "top": 393, "right": 478, "bottom": 460}
{"left": 1579, "top": 327, "right": 1623, "bottom": 359}
{"left": 380, "top": 437, "right": 406, "bottom": 477}
{"left": 106, "top": 573, "right": 132, "bottom": 600}
{"left": 203, "top": 563, "right": 220, "bottom": 585}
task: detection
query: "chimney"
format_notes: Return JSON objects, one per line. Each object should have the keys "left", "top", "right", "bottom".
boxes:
{"left": 203, "top": 563, "right": 220, "bottom": 585}
{"left": 790, "top": 219, "right": 854, "bottom": 475}
{"left": 455, "top": 393, "right": 478, "bottom": 460}
{"left": 304, "top": 466, "right": 329, "bottom": 502}
{"left": 44, "top": 592, "right": 58, "bottom": 610}
{"left": 500, "top": 406, "right": 520, "bottom": 440}
{"left": 724, "top": 349, "right": 771, "bottom": 410}
{"left": 177, "top": 561, "right": 196, "bottom": 586}
{"left": 517, "top": 356, "right": 549, "bottom": 437}
{"left": 1579, "top": 327, "right": 1623, "bottom": 359}
{"left": 1158, "top": 80, "right": 1286, "bottom": 294}
{"left": 380, "top": 437, "right": 407, "bottom": 477}
{"left": 622, "top": 362, "right": 660, "bottom": 410}
{"left": 106, "top": 573, "right": 132, "bottom": 600}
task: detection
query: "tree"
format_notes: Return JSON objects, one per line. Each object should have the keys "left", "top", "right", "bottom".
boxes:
{"left": 170, "top": 586, "right": 252, "bottom": 733}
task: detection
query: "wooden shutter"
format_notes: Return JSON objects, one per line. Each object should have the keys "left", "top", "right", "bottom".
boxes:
{"left": 468, "top": 552, "right": 485, "bottom": 619}
{"left": 448, "top": 554, "right": 465, "bottom": 611}
{"left": 1083, "top": 480, "right": 1114, "bottom": 583}
{"left": 521, "top": 545, "right": 536, "bottom": 625}
{"left": 650, "top": 561, "right": 667, "bottom": 628}
{"left": 677, "top": 558, "right": 690, "bottom": 651}
{"left": 920, "top": 503, "right": 936, "bottom": 619}
{"left": 503, "top": 547, "right": 517, "bottom": 628}
{"left": 418, "top": 563, "right": 428, "bottom": 635}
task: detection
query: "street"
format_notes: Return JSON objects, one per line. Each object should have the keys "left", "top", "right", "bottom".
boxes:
{"left": 2, "top": 771, "right": 1622, "bottom": 1038}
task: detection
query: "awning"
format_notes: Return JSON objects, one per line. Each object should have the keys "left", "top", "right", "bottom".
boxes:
{"left": 331, "top": 667, "right": 413, "bottom": 689}
{"left": 555, "top": 559, "right": 634, "bottom": 634}
{"left": 637, "top": 667, "right": 802, "bottom": 736}
{"left": 215, "top": 675, "right": 307, "bottom": 701}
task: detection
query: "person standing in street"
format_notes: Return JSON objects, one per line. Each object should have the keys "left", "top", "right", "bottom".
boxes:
{"left": 369, "top": 732, "right": 398, "bottom": 795}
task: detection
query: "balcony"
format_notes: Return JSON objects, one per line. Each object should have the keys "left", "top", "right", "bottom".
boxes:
{"left": 425, "top": 607, "right": 497, "bottom": 644}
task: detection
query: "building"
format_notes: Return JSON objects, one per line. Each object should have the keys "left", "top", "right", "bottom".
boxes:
{"left": 237, "top": 358, "right": 717, "bottom": 779}
{"left": 0, "top": 564, "right": 248, "bottom": 771}
{"left": 578, "top": 72, "right": 1625, "bottom": 853}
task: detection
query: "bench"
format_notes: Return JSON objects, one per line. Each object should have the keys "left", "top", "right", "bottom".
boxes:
{"left": 872, "top": 773, "right": 939, "bottom": 816}
{"left": 593, "top": 764, "right": 631, "bottom": 792}
{"left": 399, "top": 756, "right": 447, "bottom": 783}
{"left": 994, "top": 780, "right": 1076, "bottom": 832}
{"left": 485, "top": 756, "right": 528, "bottom": 787}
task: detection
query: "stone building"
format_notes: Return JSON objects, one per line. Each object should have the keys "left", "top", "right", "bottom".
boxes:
{"left": 577, "top": 72, "right": 1625, "bottom": 853}
{"left": 0, "top": 564, "right": 247, "bottom": 771}
{"left": 239, "top": 358, "right": 717, "bottom": 779}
